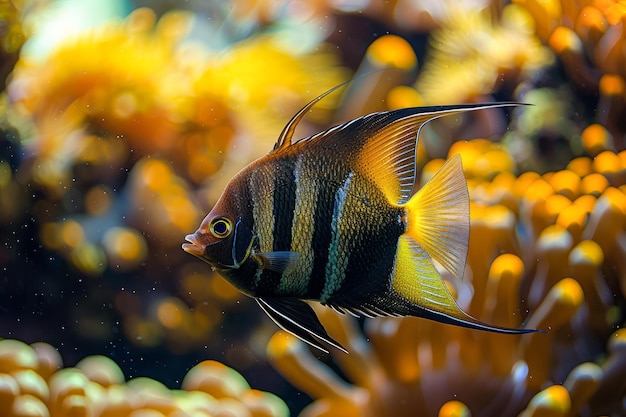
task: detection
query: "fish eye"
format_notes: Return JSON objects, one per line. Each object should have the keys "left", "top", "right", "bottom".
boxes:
{"left": 209, "top": 217, "right": 233, "bottom": 238}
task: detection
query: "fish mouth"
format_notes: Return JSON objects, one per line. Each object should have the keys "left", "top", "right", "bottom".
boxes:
{"left": 182, "top": 233, "right": 205, "bottom": 257}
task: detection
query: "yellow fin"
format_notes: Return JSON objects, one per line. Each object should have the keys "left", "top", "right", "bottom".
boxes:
{"left": 393, "top": 235, "right": 537, "bottom": 334}
{"left": 358, "top": 112, "right": 440, "bottom": 204}
{"left": 393, "top": 235, "right": 465, "bottom": 318}
{"left": 356, "top": 103, "right": 526, "bottom": 205}
{"left": 404, "top": 153, "right": 469, "bottom": 281}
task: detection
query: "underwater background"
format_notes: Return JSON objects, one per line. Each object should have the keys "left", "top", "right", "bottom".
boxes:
{"left": 1, "top": 0, "right": 625, "bottom": 416}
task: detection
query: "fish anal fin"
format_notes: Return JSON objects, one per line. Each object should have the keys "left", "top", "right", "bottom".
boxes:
{"left": 393, "top": 235, "right": 467, "bottom": 318}
{"left": 256, "top": 298, "right": 348, "bottom": 354}
{"left": 392, "top": 235, "right": 537, "bottom": 334}
{"left": 404, "top": 153, "right": 469, "bottom": 281}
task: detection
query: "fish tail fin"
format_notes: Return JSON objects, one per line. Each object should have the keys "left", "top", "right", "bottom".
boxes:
{"left": 395, "top": 154, "right": 538, "bottom": 334}
{"left": 404, "top": 153, "right": 469, "bottom": 281}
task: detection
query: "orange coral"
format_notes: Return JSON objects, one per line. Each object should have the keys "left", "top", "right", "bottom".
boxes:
{"left": 0, "top": 338, "right": 289, "bottom": 417}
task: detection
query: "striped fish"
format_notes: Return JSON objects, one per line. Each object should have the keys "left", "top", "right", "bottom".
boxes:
{"left": 183, "top": 83, "right": 537, "bottom": 353}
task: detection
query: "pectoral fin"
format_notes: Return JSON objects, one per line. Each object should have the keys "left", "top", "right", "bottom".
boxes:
{"left": 254, "top": 251, "right": 300, "bottom": 274}
{"left": 256, "top": 297, "right": 348, "bottom": 353}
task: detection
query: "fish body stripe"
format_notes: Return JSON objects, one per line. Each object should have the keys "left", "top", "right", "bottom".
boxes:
{"left": 327, "top": 182, "right": 405, "bottom": 307}
{"left": 247, "top": 151, "right": 406, "bottom": 304}
{"left": 272, "top": 159, "right": 297, "bottom": 252}
{"left": 257, "top": 157, "right": 298, "bottom": 293}
{"left": 278, "top": 155, "right": 317, "bottom": 295}
{"left": 320, "top": 172, "right": 354, "bottom": 302}
{"left": 344, "top": 226, "right": 400, "bottom": 295}
{"left": 303, "top": 160, "right": 352, "bottom": 299}
{"left": 249, "top": 163, "right": 276, "bottom": 291}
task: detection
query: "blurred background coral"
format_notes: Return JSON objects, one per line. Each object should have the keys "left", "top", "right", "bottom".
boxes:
{"left": 1, "top": 0, "right": 625, "bottom": 416}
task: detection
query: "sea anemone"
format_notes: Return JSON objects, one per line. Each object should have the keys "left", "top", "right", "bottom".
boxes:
{"left": 514, "top": 0, "right": 626, "bottom": 146}
{"left": 0, "top": 338, "right": 289, "bottom": 417}
{"left": 415, "top": 4, "right": 553, "bottom": 105}
{"left": 0, "top": 0, "right": 28, "bottom": 92}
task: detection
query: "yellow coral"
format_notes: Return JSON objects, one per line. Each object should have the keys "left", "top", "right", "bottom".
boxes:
{"left": 8, "top": 8, "right": 230, "bottom": 193}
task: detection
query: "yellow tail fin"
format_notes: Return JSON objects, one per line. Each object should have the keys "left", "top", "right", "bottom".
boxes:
{"left": 404, "top": 153, "right": 469, "bottom": 281}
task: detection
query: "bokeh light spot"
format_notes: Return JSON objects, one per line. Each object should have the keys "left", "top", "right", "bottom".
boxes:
{"left": 102, "top": 227, "right": 147, "bottom": 270}
{"left": 156, "top": 298, "right": 186, "bottom": 330}
{"left": 84, "top": 185, "right": 112, "bottom": 216}
{"left": 60, "top": 221, "right": 85, "bottom": 249}
{"left": 113, "top": 92, "right": 138, "bottom": 119}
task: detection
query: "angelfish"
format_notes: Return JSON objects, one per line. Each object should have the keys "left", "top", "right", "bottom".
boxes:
{"left": 183, "top": 83, "right": 536, "bottom": 353}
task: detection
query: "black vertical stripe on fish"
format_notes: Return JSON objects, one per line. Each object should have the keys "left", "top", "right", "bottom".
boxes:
{"left": 256, "top": 160, "right": 297, "bottom": 295}
{"left": 338, "top": 228, "right": 399, "bottom": 306}
{"left": 272, "top": 158, "right": 297, "bottom": 253}
{"left": 329, "top": 202, "right": 404, "bottom": 307}
{"left": 254, "top": 157, "right": 298, "bottom": 295}
{"left": 304, "top": 164, "right": 351, "bottom": 300}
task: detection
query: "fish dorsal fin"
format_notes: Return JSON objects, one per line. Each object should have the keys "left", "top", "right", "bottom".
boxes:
{"left": 358, "top": 102, "right": 527, "bottom": 205}
{"left": 256, "top": 297, "right": 348, "bottom": 353}
{"left": 273, "top": 79, "right": 354, "bottom": 151}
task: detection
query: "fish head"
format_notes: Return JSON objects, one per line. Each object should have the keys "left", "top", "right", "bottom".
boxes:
{"left": 182, "top": 197, "right": 255, "bottom": 274}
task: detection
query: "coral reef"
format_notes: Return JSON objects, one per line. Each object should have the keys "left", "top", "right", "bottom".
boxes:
{"left": 0, "top": 338, "right": 289, "bottom": 417}
{"left": 1, "top": 0, "right": 626, "bottom": 416}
